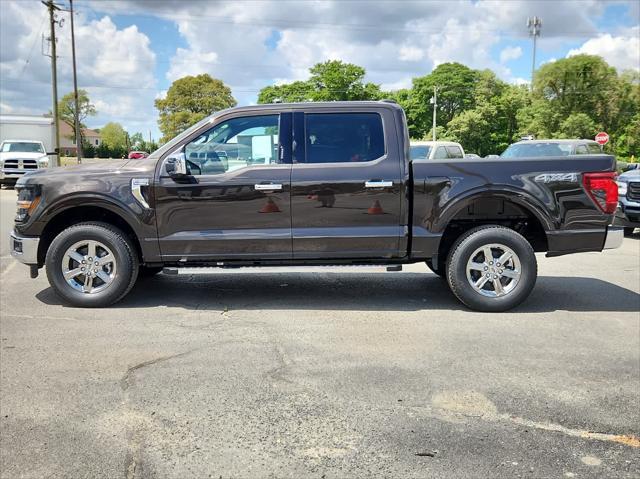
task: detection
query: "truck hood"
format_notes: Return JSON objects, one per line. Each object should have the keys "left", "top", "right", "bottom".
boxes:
{"left": 0, "top": 152, "right": 47, "bottom": 160}
{"left": 16, "top": 158, "right": 158, "bottom": 187}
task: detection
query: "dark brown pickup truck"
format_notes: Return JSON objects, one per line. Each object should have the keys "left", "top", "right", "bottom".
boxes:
{"left": 10, "top": 101, "right": 622, "bottom": 311}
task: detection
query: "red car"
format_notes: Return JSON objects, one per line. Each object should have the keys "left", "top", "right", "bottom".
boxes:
{"left": 127, "top": 151, "right": 149, "bottom": 159}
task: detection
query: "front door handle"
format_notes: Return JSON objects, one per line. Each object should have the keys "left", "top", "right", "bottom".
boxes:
{"left": 254, "top": 183, "right": 283, "bottom": 191}
{"left": 365, "top": 180, "right": 393, "bottom": 188}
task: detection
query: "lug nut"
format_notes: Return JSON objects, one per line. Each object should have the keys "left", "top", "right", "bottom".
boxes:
{"left": 489, "top": 261, "right": 493, "bottom": 265}
{"left": 499, "top": 269, "right": 503, "bottom": 274}
{"left": 496, "top": 262, "right": 501, "bottom": 267}
{"left": 81, "top": 267, "right": 85, "bottom": 271}
{"left": 484, "top": 266, "right": 488, "bottom": 271}
{"left": 95, "top": 262, "right": 99, "bottom": 266}
{"left": 486, "top": 273, "right": 490, "bottom": 278}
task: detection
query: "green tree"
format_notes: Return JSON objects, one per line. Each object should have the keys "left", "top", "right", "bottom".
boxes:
{"left": 308, "top": 60, "right": 382, "bottom": 101}
{"left": 257, "top": 60, "right": 382, "bottom": 105}
{"left": 257, "top": 81, "right": 313, "bottom": 103}
{"left": 532, "top": 55, "right": 619, "bottom": 133}
{"left": 57, "top": 89, "right": 96, "bottom": 145}
{"left": 408, "top": 63, "right": 479, "bottom": 137}
{"left": 556, "top": 113, "right": 597, "bottom": 139}
{"left": 100, "top": 122, "right": 128, "bottom": 155}
{"left": 129, "top": 132, "right": 145, "bottom": 150}
{"left": 155, "top": 74, "right": 236, "bottom": 142}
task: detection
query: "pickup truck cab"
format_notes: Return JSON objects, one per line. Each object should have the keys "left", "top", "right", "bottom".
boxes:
{"left": 410, "top": 140, "right": 465, "bottom": 160}
{"left": 0, "top": 140, "right": 49, "bottom": 187}
{"left": 10, "top": 102, "right": 622, "bottom": 311}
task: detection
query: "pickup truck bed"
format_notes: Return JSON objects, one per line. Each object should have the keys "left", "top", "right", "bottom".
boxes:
{"left": 9, "top": 101, "right": 622, "bottom": 311}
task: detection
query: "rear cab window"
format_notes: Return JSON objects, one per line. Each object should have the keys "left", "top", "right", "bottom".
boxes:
{"left": 410, "top": 146, "right": 431, "bottom": 160}
{"left": 446, "top": 146, "right": 464, "bottom": 158}
{"left": 302, "top": 112, "right": 385, "bottom": 163}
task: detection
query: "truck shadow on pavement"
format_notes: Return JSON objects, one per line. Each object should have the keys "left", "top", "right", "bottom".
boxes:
{"left": 36, "top": 272, "right": 640, "bottom": 313}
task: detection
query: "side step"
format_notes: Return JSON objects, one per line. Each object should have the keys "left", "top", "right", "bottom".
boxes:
{"left": 163, "top": 264, "right": 404, "bottom": 275}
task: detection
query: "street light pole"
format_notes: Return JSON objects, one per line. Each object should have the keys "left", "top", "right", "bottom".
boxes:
{"left": 69, "top": 0, "right": 82, "bottom": 164}
{"left": 527, "top": 16, "right": 542, "bottom": 90}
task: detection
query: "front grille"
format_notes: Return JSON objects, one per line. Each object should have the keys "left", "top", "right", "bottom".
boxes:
{"left": 3, "top": 159, "right": 38, "bottom": 170}
{"left": 628, "top": 182, "right": 640, "bottom": 201}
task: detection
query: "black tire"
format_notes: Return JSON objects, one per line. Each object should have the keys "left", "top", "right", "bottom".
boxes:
{"left": 446, "top": 225, "right": 537, "bottom": 312}
{"left": 139, "top": 266, "right": 163, "bottom": 278}
{"left": 45, "top": 222, "right": 139, "bottom": 307}
{"left": 425, "top": 258, "right": 445, "bottom": 277}
{"left": 624, "top": 227, "right": 635, "bottom": 237}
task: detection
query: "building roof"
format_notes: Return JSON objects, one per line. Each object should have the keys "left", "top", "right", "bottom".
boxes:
{"left": 0, "top": 114, "right": 53, "bottom": 125}
{"left": 58, "top": 122, "right": 100, "bottom": 138}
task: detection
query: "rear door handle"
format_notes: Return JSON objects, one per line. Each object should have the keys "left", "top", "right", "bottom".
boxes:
{"left": 254, "top": 183, "right": 283, "bottom": 191}
{"left": 365, "top": 180, "right": 393, "bottom": 188}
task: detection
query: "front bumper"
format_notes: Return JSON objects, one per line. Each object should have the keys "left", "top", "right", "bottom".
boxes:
{"left": 1, "top": 169, "right": 34, "bottom": 180}
{"left": 10, "top": 230, "right": 40, "bottom": 265}
{"left": 603, "top": 226, "right": 623, "bottom": 250}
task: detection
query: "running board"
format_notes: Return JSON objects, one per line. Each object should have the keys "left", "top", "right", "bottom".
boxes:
{"left": 162, "top": 264, "right": 403, "bottom": 275}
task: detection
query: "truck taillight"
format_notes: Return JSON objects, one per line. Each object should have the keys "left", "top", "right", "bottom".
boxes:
{"left": 583, "top": 172, "right": 618, "bottom": 214}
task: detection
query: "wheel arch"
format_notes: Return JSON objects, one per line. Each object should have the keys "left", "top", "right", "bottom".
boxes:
{"left": 37, "top": 199, "right": 144, "bottom": 265}
{"left": 431, "top": 189, "right": 552, "bottom": 268}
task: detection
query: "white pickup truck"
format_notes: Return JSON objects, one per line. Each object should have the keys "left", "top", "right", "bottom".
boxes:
{"left": 409, "top": 140, "right": 466, "bottom": 160}
{"left": 0, "top": 140, "right": 50, "bottom": 187}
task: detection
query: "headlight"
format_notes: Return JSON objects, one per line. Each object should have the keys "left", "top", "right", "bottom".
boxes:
{"left": 617, "top": 181, "right": 627, "bottom": 196}
{"left": 38, "top": 156, "right": 49, "bottom": 167}
{"left": 15, "top": 184, "right": 41, "bottom": 223}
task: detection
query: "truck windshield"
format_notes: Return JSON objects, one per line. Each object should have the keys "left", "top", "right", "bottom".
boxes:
{"left": 410, "top": 146, "right": 431, "bottom": 160}
{"left": 1, "top": 142, "right": 44, "bottom": 153}
{"left": 501, "top": 143, "right": 572, "bottom": 158}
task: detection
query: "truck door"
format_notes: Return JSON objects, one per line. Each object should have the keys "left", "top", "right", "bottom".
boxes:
{"left": 290, "top": 108, "right": 403, "bottom": 259}
{"left": 154, "top": 112, "right": 293, "bottom": 261}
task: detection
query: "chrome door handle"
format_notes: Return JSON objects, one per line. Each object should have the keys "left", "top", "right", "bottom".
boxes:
{"left": 365, "top": 180, "right": 393, "bottom": 188}
{"left": 254, "top": 183, "right": 283, "bottom": 191}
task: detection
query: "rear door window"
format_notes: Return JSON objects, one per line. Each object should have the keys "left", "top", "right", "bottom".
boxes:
{"left": 446, "top": 146, "right": 464, "bottom": 158}
{"left": 303, "top": 113, "right": 385, "bottom": 163}
{"left": 433, "top": 146, "right": 448, "bottom": 159}
{"left": 587, "top": 144, "right": 602, "bottom": 154}
{"left": 575, "top": 145, "right": 588, "bottom": 154}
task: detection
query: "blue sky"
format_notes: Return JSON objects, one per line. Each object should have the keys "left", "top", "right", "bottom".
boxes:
{"left": 1, "top": 0, "right": 638, "bottom": 141}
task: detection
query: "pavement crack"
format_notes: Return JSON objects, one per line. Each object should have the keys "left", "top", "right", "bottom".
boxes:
{"left": 120, "top": 350, "right": 195, "bottom": 391}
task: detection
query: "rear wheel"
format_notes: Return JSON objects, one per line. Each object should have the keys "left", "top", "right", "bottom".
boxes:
{"left": 446, "top": 226, "right": 537, "bottom": 312}
{"left": 45, "top": 222, "right": 139, "bottom": 307}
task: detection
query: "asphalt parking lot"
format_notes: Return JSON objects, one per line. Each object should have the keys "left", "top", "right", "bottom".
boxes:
{"left": 0, "top": 187, "right": 639, "bottom": 478}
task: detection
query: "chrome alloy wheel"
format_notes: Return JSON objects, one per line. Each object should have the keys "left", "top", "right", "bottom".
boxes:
{"left": 61, "top": 240, "right": 117, "bottom": 294}
{"left": 466, "top": 243, "right": 521, "bottom": 298}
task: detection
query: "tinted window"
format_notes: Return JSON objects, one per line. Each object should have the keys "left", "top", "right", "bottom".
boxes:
{"left": 501, "top": 143, "right": 572, "bottom": 158}
{"left": 1, "top": 142, "right": 44, "bottom": 153}
{"left": 184, "top": 115, "right": 279, "bottom": 175}
{"left": 575, "top": 145, "right": 588, "bottom": 154}
{"left": 410, "top": 145, "right": 431, "bottom": 160}
{"left": 587, "top": 144, "right": 602, "bottom": 154}
{"left": 304, "top": 113, "right": 384, "bottom": 163}
{"left": 433, "top": 146, "right": 448, "bottom": 159}
{"left": 446, "top": 146, "right": 464, "bottom": 158}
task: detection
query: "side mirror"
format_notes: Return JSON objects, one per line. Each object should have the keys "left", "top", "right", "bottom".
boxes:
{"left": 164, "top": 151, "right": 188, "bottom": 177}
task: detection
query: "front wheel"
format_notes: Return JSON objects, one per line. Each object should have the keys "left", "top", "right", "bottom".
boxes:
{"left": 45, "top": 222, "right": 139, "bottom": 307}
{"left": 446, "top": 226, "right": 537, "bottom": 312}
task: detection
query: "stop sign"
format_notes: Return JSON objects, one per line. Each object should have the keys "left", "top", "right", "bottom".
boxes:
{"left": 595, "top": 132, "right": 609, "bottom": 145}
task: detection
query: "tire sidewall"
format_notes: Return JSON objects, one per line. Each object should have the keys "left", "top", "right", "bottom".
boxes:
{"left": 448, "top": 228, "right": 537, "bottom": 312}
{"left": 46, "top": 224, "right": 137, "bottom": 307}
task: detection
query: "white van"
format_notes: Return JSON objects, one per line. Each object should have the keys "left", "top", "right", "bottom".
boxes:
{"left": 410, "top": 141, "right": 465, "bottom": 160}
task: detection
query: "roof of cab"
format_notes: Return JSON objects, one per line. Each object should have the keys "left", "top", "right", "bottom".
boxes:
{"left": 512, "top": 139, "right": 600, "bottom": 145}
{"left": 220, "top": 100, "right": 404, "bottom": 113}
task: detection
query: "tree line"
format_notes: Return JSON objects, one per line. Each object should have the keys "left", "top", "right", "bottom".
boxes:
{"left": 62, "top": 54, "right": 640, "bottom": 161}
{"left": 57, "top": 90, "right": 158, "bottom": 158}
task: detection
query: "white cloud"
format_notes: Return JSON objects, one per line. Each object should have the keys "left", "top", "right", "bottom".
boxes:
{"left": 0, "top": 1, "right": 157, "bottom": 137}
{"left": 399, "top": 46, "right": 424, "bottom": 62}
{"left": 500, "top": 46, "right": 523, "bottom": 64}
{"left": 567, "top": 27, "right": 640, "bottom": 71}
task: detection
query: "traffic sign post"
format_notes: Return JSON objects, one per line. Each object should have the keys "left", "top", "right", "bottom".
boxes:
{"left": 595, "top": 132, "right": 609, "bottom": 145}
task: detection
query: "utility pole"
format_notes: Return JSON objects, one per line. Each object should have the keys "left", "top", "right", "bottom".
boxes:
{"left": 42, "top": 0, "right": 61, "bottom": 167}
{"left": 69, "top": 0, "right": 82, "bottom": 164}
{"left": 430, "top": 86, "right": 438, "bottom": 141}
{"left": 527, "top": 16, "right": 542, "bottom": 90}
